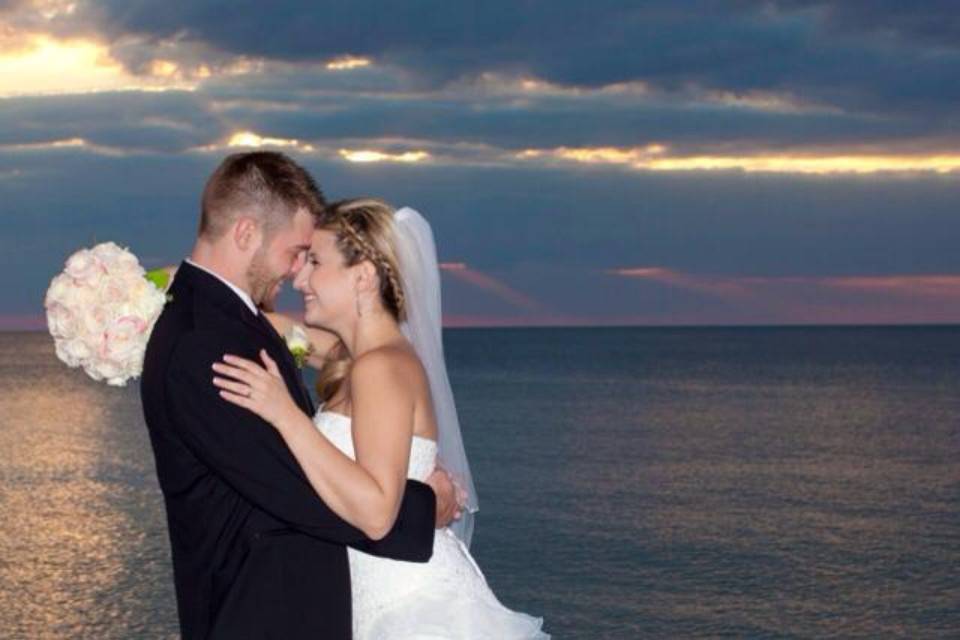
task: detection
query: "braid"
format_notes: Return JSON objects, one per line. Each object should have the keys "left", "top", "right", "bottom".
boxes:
{"left": 314, "top": 197, "right": 406, "bottom": 403}
{"left": 336, "top": 213, "right": 406, "bottom": 320}
{"left": 379, "top": 258, "right": 406, "bottom": 320}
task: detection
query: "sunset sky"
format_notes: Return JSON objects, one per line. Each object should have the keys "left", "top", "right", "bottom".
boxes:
{"left": 2, "top": 1, "right": 960, "bottom": 328}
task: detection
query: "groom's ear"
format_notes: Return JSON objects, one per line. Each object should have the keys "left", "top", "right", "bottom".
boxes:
{"left": 234, "top": 216, "right": 261, "bottom": 252}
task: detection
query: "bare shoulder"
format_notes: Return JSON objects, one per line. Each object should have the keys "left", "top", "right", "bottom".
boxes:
{"left": 350, "top": 344, "right": 426, "bottom": 390}
{"left": 350, "top": 345, "right": 424, "bottom": 438}
{"left": 351, "top": 344, "right": 435, "bottom": 440}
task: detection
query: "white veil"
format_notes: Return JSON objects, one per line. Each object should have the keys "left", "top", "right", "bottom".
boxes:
{"left": 392, "top": 206, "right": 478, "bottom": 547}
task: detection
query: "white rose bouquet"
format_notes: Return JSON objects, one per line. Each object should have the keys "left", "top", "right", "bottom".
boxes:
{"left": 45, "top": 242, "right": 172, "bottom": 386}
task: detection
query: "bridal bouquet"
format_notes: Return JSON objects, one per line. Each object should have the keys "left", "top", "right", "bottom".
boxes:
{"left": 45, "top": 242, "right": 172, "bottom": 387}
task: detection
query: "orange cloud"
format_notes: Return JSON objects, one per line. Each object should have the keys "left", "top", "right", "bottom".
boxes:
{"left": 519, "top": 146, "right": 960, "bottom": 175}
{"left": 339, "top": 149, "right": 430, "bottom": 163}
{"left": 0, "top": 34, "right": 199, "bottom": 96}
{"left": 325, "top": 56, "right": 372, "bottom": 70}
{"left": 227, "top": 131, "right": 314, "bottom": 150}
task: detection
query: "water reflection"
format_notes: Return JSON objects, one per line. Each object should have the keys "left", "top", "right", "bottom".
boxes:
{"left": 0, "top": 338, "right": 177, "bottom": 639}
{"left": 1, "top": 328, "right": 958, "bottom": 639}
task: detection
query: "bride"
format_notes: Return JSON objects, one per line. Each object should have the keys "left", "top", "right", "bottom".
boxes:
{"left": 211, "top": 198, "right": 548, "bottom": 639}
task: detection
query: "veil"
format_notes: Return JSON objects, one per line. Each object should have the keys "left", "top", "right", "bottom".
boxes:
{"left": 392, "top": 206, "right": 478, "bottom": 547}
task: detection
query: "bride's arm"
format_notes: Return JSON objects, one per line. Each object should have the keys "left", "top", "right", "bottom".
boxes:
{"left": 285, "top": 351, "right": 416, "bottom": 538}
{"left": 213, "top": 349, "right": 416, "bottom": 540}
{"left": 262, "top": 311, "right": 339, "bottom": 369}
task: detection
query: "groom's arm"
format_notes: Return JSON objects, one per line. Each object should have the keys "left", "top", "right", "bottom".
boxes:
{"left": 353, "top": 480, "right": 436, "bottom": 560}
{"left": 166, "top": 329, "right": 435, "bottom": 561}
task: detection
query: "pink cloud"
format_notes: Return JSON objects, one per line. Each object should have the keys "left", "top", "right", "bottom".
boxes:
{"left": 605, "top": 266, "right": 751, "bottom": 296}
{"left": 609, "top": 268, "right": 960, "bottom": 298}
{"left": 0, "top": 314, "right": 47, "bottom": 331}
{"left": 605, "top": 267, "right": 960, "bottom": 324}
{"left": 440, "top": 262, "right": 547, "bottom": 312}
{"left": 440, "top": 313, "right": 677, "bottom": 327}
{"left": 819, "top": 274, "right": 960, "bottom": 297}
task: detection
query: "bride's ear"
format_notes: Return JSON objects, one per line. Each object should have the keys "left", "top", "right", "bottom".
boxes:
{"left": 353, "top": 260, "right": 378, "bottom": 294}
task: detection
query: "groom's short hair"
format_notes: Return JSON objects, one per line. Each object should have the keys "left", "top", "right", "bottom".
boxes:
{"left": 199, "top": 151, "right": 326, "bottom": 240}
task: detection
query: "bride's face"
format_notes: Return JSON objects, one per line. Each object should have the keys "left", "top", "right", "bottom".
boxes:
{"left": 294, "top": 229, "right": 358, "bottom": 327}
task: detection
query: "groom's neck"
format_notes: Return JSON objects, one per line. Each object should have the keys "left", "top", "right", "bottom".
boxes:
{"left": 189, "top": 240, "right": 252, "bottom": 296}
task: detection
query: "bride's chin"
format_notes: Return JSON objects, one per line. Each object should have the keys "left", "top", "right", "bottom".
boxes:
{"left": 303, "top": 309, "right": 327, "bottom": 327}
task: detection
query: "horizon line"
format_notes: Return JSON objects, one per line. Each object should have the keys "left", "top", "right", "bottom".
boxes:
{"left": 8, "top": 320, "right": 960, "bottom": 334}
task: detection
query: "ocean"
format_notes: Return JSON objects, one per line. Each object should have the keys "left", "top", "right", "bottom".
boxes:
{"left": 0, "top": 326, "right": 958, "bottom": 638}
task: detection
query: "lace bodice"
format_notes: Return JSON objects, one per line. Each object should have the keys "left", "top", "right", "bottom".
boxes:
{"left": 313, "top": 410, "right": 438, "bottom": 481}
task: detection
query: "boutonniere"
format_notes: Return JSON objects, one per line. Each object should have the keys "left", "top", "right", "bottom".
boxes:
{"left": 284, "top": 324, "right": 312, "bottom": 368}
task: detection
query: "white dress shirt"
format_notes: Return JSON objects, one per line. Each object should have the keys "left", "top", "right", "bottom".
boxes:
{"left": 184, "top": 258, "right": 259, "bottom": 316}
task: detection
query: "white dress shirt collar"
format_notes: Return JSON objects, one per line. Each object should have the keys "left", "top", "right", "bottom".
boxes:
{"left": 184, "top": 258, "right": 259, "bottom": 316}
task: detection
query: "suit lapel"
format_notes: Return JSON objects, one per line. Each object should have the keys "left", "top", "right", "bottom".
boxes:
{"left": 174, "top": 262, "right": 276, "bottom": 341}
{"left": 174, "top": 262, "right": 315, "bottom": 414}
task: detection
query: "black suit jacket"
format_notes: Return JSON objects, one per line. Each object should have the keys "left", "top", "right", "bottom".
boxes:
{"left": 140, "top": 261, "right": 435, "bottom": 640}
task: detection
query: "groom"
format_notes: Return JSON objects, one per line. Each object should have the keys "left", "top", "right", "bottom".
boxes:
{"left": 141, "top": 152, "right": 458, "bottom": 639}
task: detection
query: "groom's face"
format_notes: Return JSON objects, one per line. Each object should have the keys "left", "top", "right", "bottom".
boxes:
{"left": 246, "top": 207, "right": 314, "bottom": 306}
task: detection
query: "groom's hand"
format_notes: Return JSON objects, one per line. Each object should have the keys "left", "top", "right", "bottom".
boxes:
{"left": 425, "top": 467, "right": 461, "bottom": 528}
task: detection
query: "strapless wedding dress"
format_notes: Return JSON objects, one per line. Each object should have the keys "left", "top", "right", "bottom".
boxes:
{"left": 314, "top": 410, "right": 549, "bottom": 639}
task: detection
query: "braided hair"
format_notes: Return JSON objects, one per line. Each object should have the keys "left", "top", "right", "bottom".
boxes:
{"left": 314, "top": 198, "right": 407, "bottom": 403}
{"left": 333, "top": 207, "right": 406, "bottom": 322}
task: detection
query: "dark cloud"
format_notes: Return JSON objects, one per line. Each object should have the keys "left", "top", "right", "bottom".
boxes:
{"left": 2, "top": 1, "right": 960, "bottom": 325}
{"left": 5, "top": 149, "right": 960, "bottom": 309}
{"left": 223, "top": 88, "right": 947, "bottom": 153}
{"left": 47, "top": 1, "right": 954, "bottom": 118}
{"left": 1, "top": 1, "right": 952, "bottom": 155}
{"left": 3, "top": 77, "right": 953, "bottom": 158}
{"left": 0, "top": 91, "right": 222, "bottom": 152}
{"left": 768, "top": 0, "right": 960, "bottom": 48}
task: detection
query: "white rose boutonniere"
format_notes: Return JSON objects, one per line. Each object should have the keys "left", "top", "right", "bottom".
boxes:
{"left": 284, "top": 324, "right": 312, "bottom": 368}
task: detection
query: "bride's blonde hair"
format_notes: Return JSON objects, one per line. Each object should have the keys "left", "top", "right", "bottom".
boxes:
{"left": 315, "top": 198, "right": 406, "bottom": 404}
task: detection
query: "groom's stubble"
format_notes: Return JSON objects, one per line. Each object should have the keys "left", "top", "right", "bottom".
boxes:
{"left": 243, "top": 207, "right": 315, "bottom": 309}
{"left": 246, "top": 240, "right": 284, "bottom": 308}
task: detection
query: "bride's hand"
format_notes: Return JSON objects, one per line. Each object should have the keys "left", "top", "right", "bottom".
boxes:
{"left": 212, "top": 350, "right": 301, "bottom": 428}
{"left": 425, "top": 467, "right": 462, "bottom": 528}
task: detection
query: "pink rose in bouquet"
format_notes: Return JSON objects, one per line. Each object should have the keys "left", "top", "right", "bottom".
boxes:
{"left": 45, "top": 242, "right": 170, "bottom": 386}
